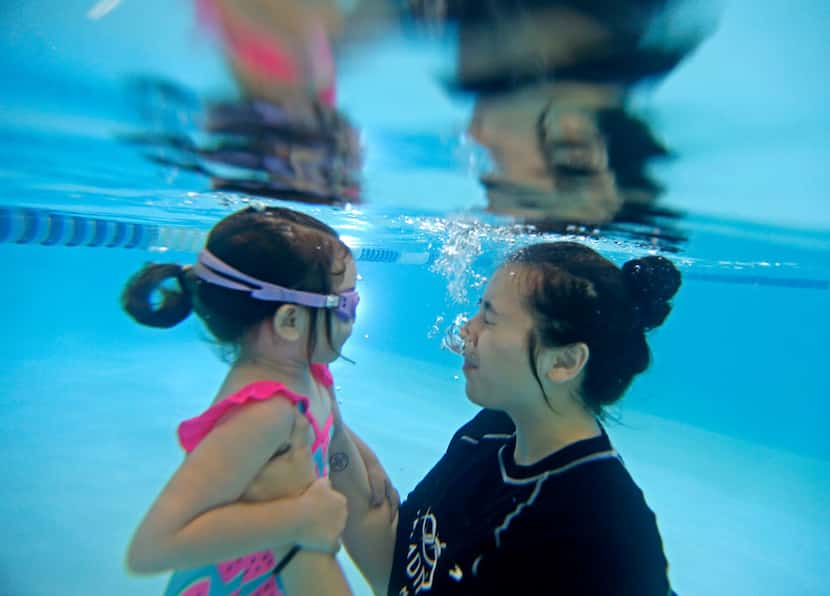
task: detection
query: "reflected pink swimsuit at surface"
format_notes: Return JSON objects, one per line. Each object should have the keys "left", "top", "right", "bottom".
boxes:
{"left": 195, "top": 0, "right": 337, "bottom": 107}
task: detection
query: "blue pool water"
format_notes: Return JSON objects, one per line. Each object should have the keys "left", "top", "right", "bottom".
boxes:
{"left": 2, "top": 1, "right": 829, "bottom": 595}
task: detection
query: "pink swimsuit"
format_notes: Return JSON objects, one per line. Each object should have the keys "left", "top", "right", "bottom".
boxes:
{"left": 164, "top": 364, "right": 335, "bottom": 596}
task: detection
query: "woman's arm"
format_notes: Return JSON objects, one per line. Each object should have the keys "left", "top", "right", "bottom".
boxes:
{"left": 127, "top": 398, "right": 345, "bottom": 573}
{"left": 328, "top": 421, "right": 398, "bottom": 594}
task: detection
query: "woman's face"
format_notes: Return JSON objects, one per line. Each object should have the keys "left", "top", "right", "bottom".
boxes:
{"left": 461, "top": 265, "right": 541, "bottom": 409}
{"left": 468, "top": 94, "right": 550, "bottom": 189}
{"left": 468, "top": 94, "right": 621, "bottom": 223}
{"left": 312, "top": 254, "right": 357, "bottom": 362}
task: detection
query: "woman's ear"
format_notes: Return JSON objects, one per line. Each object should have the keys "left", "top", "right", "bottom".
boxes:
{"left": 544, "top": 342, "right": 589, "bottom": 383}
{"left": 272, "top": 304, "right": 309, "bottom": 342}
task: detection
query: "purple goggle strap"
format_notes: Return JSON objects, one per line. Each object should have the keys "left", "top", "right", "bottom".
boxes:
{"left": 192, "top": 249, "right": 357, "bottom": 319}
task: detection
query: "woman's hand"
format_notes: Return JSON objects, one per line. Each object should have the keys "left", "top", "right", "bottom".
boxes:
{"left": 294, "top": 478, "right": 348, "bottom": 553}
{"left": 353, "top": 432, "right": 400, "bottom": 519}
{"left": 242, "top": 412, "right": 318, "bottom": 503}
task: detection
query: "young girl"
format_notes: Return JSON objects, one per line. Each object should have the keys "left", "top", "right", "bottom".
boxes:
{"left": 123, "top": 206, "right": 359, "bottom": 595}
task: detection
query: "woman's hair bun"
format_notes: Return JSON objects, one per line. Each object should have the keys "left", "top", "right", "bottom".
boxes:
{"left": 622, "top": 255, "right": 681, "bottom": 330}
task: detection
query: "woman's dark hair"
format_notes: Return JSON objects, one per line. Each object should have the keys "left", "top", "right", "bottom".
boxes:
{"left": 537, "top": 104, "right": 671, "bottom": 206}
{"left": 595, "top": 107, "right": 670, "bottom": 201}
{"left": 508, "top": 241, "right": 681, "bottom": 415}
{"left": 427, "top": 0, "right": 704, "bottom": 92}
{"left": 121, "top": 206, "right": 351, "bottom": 360}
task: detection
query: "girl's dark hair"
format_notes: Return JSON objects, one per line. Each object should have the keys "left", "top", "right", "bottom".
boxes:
{"left": 121, "top": 206, "right": 351, "bottom": 359}
{"left": 508, "top": 241, "right": 681, "bottom": 415}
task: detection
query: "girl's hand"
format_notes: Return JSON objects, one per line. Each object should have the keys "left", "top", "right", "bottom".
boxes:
{"left": 295, "top": 478, "right": 348, "bottom": 553}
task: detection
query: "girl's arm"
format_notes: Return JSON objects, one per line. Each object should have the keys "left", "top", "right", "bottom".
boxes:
{"left": 280, "top": 550, "right": 352, "bottom": 596}
{"left": 328, "top": 419, "right": 398, "bottom": 595}
{"left": 127, "top": 398, "right": 345, "bottom": 573}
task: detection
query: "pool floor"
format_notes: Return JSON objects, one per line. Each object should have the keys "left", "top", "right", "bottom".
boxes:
{"left": 2, "top": 334, "right": 828, "bottom": 595}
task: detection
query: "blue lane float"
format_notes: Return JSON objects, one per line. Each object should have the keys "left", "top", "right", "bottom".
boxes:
{"left": 0, "top": 206, "right": 159, "bottom": 250}
{"left": 0, "top": 205, "right": 825, "bottom": 289}
{"left": 0, "top": 206, "right": 431, "bottom": 264}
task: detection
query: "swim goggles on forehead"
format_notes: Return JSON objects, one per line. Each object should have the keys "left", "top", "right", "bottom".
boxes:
{"left": 191, "top": 249, "right": 359, "bottom": 321}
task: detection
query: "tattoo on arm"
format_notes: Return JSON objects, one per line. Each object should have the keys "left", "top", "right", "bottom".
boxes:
{"left": 329, "top": 451, "right": 349, "bottom": 473}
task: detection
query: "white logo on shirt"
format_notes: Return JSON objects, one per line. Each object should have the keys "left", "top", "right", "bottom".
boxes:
{"left": 404, "top": 509, "right": 446, "bottom": 593}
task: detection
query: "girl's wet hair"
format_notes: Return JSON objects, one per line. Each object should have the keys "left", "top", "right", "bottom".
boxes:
{"left": 121, "top": 206, "right": 351, "bottom": 359}
{"left": 508, "top": 241, "right": 681, "bottom": 415}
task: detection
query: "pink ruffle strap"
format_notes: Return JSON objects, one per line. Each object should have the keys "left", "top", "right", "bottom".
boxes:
{"left": 177, "top": 365, "right": 333, "bottom": 453}
{"left": 178, "top": 381, "right": 307, "bottom": 453}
